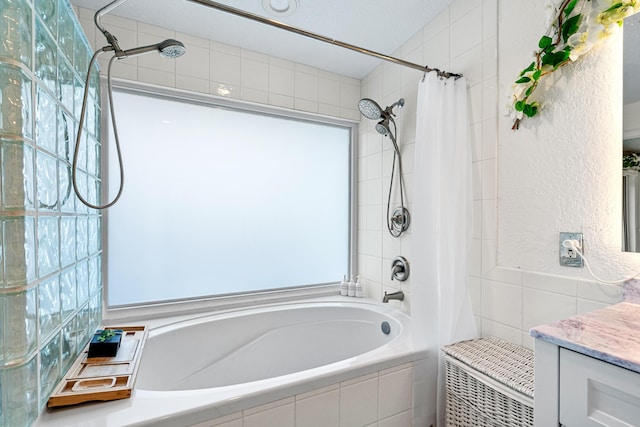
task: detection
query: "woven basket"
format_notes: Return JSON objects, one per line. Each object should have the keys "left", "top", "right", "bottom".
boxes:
{"left": 443, "top": 337, "right": 534, "bottom": 427}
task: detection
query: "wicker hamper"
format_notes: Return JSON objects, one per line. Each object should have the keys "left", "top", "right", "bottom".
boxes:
{"left": 442, "top": 337, "right": 534, "bottom": 427}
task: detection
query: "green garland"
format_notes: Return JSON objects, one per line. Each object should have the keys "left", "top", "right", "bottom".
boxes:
{"left": 624, "top": 153, "right": 640, "bottom": 169}
{"left": 510, "top": 0, "right": 639, "bottom": 130}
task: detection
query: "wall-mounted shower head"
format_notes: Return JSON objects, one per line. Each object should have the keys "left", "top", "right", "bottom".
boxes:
{"left": 358, "top": 98, "right": 384, "bottom": 120}
{"left": 94, "top": 1, "right": 186, "bottom": 60}
{"left": 358, "top": 97, "right": 405, "bottom": 122}
{"left": 357, "top": 96, "right": 409, "bottom": 238}
{"left": 120, "top": 39, "right": 186, "bottom": 59}
{"left": 158, "top": 39, "right": 187, "bottom": 58}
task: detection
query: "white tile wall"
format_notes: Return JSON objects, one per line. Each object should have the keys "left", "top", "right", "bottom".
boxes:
{"left": 295, "top": 385, "right": 340, "bottom": 427}
{"left": 243, "top": 398, "right": 295, "bottom": 427}
{"left": 192, "top": 363, "right": 414, "bottom": 427}
{"left": 356, "top": 0, "right": 624, "bottom": 352}
{"left": 340, "top": 374, "right": 379, "bottom": 427}
{"left": 76, "top": 7, "right": 359, "bottom": 122}
{"left": 358, "top": 0, "right": 498, "bottom": 321}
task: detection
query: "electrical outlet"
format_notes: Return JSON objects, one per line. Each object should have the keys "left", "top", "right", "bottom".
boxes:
{"left": 559, "top": 232, "right": 584, "bottom": 267}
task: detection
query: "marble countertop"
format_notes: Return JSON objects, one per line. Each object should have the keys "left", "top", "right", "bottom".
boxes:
{"left": 530, "top": 302, "right": 640, "bottom": 374}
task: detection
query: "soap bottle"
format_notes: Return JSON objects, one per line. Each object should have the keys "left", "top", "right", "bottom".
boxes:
{"left": 340, "top": 275, "right": 349, "bottom": 296}
{"left": 347, "top": 274, "right": 356, "bottom": 297}
{"left": 355, "top": 276, "right": 363, "bottom": 298}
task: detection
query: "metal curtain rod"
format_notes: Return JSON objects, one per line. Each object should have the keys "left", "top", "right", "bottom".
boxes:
{"left": 187, "top": 0, "right": 462, "bottom": 79}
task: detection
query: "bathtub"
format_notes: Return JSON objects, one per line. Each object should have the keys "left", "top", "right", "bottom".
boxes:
{"left": 36, "top": 297, "right": 424, "bottom": 427}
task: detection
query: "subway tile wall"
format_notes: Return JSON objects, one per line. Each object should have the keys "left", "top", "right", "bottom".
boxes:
{"left": 190, "top": 362, "right": 414, "bottom": 427}
{"left": 0, "top": 0, "right": 102, "bottom": 425}
{"left": 356, "top": 0, "right": 623, "bottom": 350}
{"left": 74, "top": 7, "right": 361, "bottom": 123}
{"left": 357, "top": 0, "right": 498, "bottom": 319}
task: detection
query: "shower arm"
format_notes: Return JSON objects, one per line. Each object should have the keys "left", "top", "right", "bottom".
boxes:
{"left": 95, "top": 0, "right": 130, "bottom": 56}
{"left": 187, "top": 0, "right": 462, "bottom": 79}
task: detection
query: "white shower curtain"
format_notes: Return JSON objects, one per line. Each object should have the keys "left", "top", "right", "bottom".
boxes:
{"left": 412, "top": 73, "right": 478, "bottom": 426}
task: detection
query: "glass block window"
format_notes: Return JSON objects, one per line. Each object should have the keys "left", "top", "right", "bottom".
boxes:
{"left": 0, "top": 1, "right": 102, "bottom": 423}
{"left": 106, "top": 85, "right": 355, "bottom": 307}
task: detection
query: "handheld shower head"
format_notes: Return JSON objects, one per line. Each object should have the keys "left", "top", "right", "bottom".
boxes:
{"left": 120, "top": 39, "right": 186, "bottom": 59}
{"left": 375, "top": 119, "right": 390, "bottom": 136}
{"left": 158, "top": 39, "right": 187, "bottom": 58}
{"left": 358, "top": 98, "right": 383, "bottom": 120}
{"left": 357, "top": 98, "right": 408, "bottom": 238}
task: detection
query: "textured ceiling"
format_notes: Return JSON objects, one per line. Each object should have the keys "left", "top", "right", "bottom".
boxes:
{"left": 69, "top": 0, "right": 454, "bottom": 79}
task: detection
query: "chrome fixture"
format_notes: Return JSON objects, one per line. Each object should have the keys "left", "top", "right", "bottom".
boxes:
{"left": 117, "top": 39, "right": 186, "bottom": 59}
{"left": 73, "top": 0, "right": 186, "bottom": 210}
{"left": 188, "top": 0, "right": 462, "bottom": 78}
{"left": 382, "top": 290, "right": 405, "bottom": 303}
{"left": 94, "top": 1, "right": 186, "bottom": 60}
{"left": 357, "top": 98, "right": 404, "bottom": 123}
{"left": 391, "top": 206, "right": 410, "bottom": 235}
{"left": 358, "top": 98, "right": 410, "bottom": 238}
{"left": 391, "top": 256, "right": 409, "bottom": 282}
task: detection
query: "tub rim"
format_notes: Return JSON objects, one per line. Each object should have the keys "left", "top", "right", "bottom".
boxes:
{"left": 35, "top": 296, "right": 427, "bottom": 427}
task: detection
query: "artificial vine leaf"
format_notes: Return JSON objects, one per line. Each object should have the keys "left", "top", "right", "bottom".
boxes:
{"left": 520, "top": 61, "right": 536, "bottom": 76}
{"left": 523, "top": 103, "right": 538, "bottom": 117}
{"left": 562, "top": 14, "right": 582, "bottom": 43}
{"left": 542, "top": 49, "right": 571, "bottom": 67}
{"left": 538, "top": 35, "right": 553, "bottom": 49}
{"left": 510, "top": 0, "right": 640, "bottom": 130}
{"left": 604, "top": 2, "right": 624, "bottom": 13}
{"left": 564, "top": 0, "right": 579, "bottom": 16}
{"left": 541, "top": 51, "right": 559, "bottom": 66}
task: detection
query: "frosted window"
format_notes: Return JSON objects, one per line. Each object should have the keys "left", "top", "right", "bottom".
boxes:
{"left": 106, "top": 88, "right": 352, "bottom": 307}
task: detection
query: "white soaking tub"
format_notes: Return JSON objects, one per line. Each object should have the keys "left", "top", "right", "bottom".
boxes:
{"left": 36, "top": 297, "right": 422, "bottom": 427}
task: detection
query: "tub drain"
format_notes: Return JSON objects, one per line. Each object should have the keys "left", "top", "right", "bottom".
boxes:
{"left": 381, "top": 321, "right": 391, "bottom": 335}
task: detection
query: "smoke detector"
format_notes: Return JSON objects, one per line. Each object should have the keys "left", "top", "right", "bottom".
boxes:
{"left": 262, "top": 0, "right": 299, "bottom": 16}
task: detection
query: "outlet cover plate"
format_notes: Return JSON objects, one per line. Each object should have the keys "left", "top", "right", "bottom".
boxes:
{"left": 559, "top": 232, "right": 583, "bottom": 267}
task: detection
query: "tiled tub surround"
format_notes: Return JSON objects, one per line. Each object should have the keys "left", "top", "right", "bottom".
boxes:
{"left": 35, "top": 297, "right": 425, "bottom": 427}
{"left": 0, "top": 1, "right": 102, "bottom": 426}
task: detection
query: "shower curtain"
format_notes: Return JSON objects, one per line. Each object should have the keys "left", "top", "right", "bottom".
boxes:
{"left": 623, "top": 170, "right": 639, "bottom": 252}
{"left": 411, "top": 72, "right": 478, "bottom": 426}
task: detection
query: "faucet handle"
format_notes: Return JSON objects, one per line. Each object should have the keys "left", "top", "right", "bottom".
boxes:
{"left": 391, "top": 256, "right": 409, "bottom": 281}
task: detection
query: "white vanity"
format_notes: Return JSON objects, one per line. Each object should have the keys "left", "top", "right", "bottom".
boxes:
{"left": 530, "top": 302, "right": 640, "bottom": 426}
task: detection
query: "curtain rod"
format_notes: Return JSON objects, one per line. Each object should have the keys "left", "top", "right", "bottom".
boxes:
{"left": 187, "top": 0, "right": 462, "bottom": 79}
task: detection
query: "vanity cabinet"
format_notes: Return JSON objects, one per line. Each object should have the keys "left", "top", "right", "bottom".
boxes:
{"left": 530, "top": 302, "right": 640, "bottom": 427}
{"left": 559, "top": 348, "right": 640, "bottom": 426}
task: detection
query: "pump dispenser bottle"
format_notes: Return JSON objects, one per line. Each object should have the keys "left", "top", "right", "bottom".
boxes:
{"left": 355, "top": 275, "right": 363, "bottom": 297}
{"left": 347, "top": 274, "right": 356, "bottom": 297}
{"left": 340, "top": 275, "right": 348, "bottom": 296}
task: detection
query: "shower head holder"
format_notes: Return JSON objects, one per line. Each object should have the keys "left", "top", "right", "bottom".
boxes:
{"left": 94, "top": 1, "right": 186, "bottom": 60}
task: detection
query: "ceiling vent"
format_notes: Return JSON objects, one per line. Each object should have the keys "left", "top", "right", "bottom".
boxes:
{"left": 262, "top": 0, "right": 299, "bottom": 16}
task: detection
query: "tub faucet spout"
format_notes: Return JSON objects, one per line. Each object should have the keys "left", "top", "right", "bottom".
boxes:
{"left": 383, "top": 291, "right": 404, "bottom": 303}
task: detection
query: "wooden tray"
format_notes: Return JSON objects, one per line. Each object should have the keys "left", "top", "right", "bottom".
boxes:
{"left": 48, "top": 325, "right": 148, "bottom": 408}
